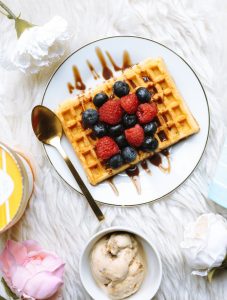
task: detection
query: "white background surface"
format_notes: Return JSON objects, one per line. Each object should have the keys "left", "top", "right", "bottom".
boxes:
{"left": 0, "top": 1, "right": 227, "bottom": 299}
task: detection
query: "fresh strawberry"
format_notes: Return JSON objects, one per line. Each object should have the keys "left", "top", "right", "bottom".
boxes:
{"left": 136, "top": 102, "right": 157, "bottom": 124}
{"left": 125, "top": 124, "right": 144, "bottom": 147}
{"left": 96, "top": 136, "right": 120, "bottom": 160}
{"left": 120, "top": 93, "right": 139, "bottom": 114}
{"left": 99, "top": 100, "right": 123, "bottom": 125}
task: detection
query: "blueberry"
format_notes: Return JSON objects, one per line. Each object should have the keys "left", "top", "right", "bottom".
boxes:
{"left": 122, "top": 146, "right": 137, "bottom": 163}
{"left": 136, "top": 87, "right": 151, "bottom": 103}
{"left": 115, "top": 134, "right": 128, "bottom": 148}
{"left": 108, "top": 124, "right": 124, "bottom": 137}
{"left": 93, "top": 92, "right": 109, "bottom": 107}
{"left": 113, "top": 81, "right": 130, "bottom": 98}
{"left": 141, "top": 136, "right": 158, "bottom": 152}
{"left": 108, "top": 154, "right": 124, "bottom": 169}
{"left": 82, "top": 109, "right": 99, "bottom": 128}
{"left": 92, "top": 123, "right": 107, "bottom": 138}
{"left": 143, "top": 122, "right": 158, "bottom": 135}
{"left": 122, "top": 114, "right": 137, "bottom": 128}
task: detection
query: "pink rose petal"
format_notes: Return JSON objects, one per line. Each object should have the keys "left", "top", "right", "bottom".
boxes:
{"left": 28, "top": 250, "right": 54, "bottom": 260}
{"left": 53, "top": 264, "right": 65, "bottom": 278}
{"left": 23, "top": 271, "right": 63, "bottom": 299}
{"left": 24, "top": 260, "right": 43, "bottom": 276}
{"left": 22, "top": 240, "right": 42, "bottom": 254}
{"left": 7, "top": 240, "right": 27, "bottom": 265}
{"left": 41, "top": 255, "right": 64, "bottom": 272}
{"left": 12, "top": 265, "right": 32, "bottom": 291}
{"left": 0, "top": 240, "right": 65, "bottom": 299}
{"left": 0, "top": 241, "right": 17, "bottom": 276}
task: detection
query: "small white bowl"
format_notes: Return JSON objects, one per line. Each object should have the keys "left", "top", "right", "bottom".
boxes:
{"left": 79, "top": 226, "right": 162, "bottom": 300}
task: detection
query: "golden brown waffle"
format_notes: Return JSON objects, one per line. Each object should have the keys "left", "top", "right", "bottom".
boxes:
{"left": 56, "top": 58, "right": 199, "bottom": 185}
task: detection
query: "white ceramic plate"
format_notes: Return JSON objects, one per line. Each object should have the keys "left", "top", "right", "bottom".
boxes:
{"left": 42, "top": 36, "right": 209, "bottom": 206}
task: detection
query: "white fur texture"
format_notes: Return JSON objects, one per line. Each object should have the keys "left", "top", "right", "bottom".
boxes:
{"left": 0, "top": 0, "right": 227, "bottom": 299}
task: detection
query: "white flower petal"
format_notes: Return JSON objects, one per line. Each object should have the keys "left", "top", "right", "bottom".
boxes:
{"left": 10, "top": 16, "right": 70, "bottom": 74}
{"left": 191, "top": 269, "right": 208, "bottom": 277}
{"left": 181, "top": 213, "right": 227, "bottom": 271}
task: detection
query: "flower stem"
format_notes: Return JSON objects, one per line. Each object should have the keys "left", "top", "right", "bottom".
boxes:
{"left": 0, "top": 1, "right": 17, "bottom": 19}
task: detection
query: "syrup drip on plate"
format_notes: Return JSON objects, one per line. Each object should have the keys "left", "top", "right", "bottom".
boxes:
{"left": 67, "top": 82, "right": 74, "bottom": 94}
{"left": 67, "top": 66, "right": 86, "bottom": 94}
{"left": 107, "top": 178, "right": 119, "bottom": 196}
{"left": 141, "top": 160, "right": 151, "bottom": 175}
{"left": 161, "top": 148, "right": 171, "bottom": 173}
{"left": 73, "top": 66, "right": 86, "bottom": 90}
{"left": 106, "top": 50, "right": 132, "bottom": 71}
{"left": 105, "top": 51, "right": 121, "bottom": 71}
{"left": 148, "top": 149, "right": 171, "bottom": 173}
{"left": 122, "top": 50, "right": 132, "bottom": 69}
{"left": 95, "top": 47, "right": 113, "bottom": 80}
{"left": 86, "top": 60, "right": 100, "bottom": 80}
{"left": 125, "top": 166, "right": 141, "bottom": 194}
{"left": 67, "top": 48, "right": 133, "bottom": 93}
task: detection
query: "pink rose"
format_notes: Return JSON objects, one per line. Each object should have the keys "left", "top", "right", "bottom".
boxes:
{"left": 0, "top": 240, "right": 65, "bottom": 299}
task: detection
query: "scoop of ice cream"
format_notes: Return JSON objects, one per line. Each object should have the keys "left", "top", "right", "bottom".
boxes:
{"left": 90, "top": 233, "right": 145, "bottom": 300}
{"left": 107, "top": 233, "right": 133, "bottom": 255}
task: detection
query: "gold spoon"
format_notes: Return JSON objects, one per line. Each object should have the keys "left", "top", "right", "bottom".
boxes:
{"left": 31, "top": 105, "right": 105, "bottom": 222}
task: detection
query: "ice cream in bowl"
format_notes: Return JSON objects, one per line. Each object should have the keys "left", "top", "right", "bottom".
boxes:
{"left": 79, "top": 227, "right": 162, "bottom": 300}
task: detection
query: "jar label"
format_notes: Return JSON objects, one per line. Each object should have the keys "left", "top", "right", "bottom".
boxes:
{"left": 0, "top": 147, "right": 23, "bottom": 230}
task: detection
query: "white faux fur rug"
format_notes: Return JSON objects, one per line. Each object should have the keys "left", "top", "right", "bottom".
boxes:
{"left": 0, "top": 0, "right": 227, "bottom": 299}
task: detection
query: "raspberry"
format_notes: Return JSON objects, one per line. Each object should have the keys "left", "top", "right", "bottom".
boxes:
{"left": 120, "top": 93, "right": 139, "bottom": 114}
{"left": 99, "top": 100, "right": 123, "bottom": 125}
{"left": 136, "top": 103, "right": 158, "bottom": 124}
{"left": 96, "top": 136, "right": 120, "bottom": 160}
{"left": 125, "top": 124, "right": 144, "bottom": 147}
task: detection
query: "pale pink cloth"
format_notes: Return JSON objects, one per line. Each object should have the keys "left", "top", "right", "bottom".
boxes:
{"left": 0, "top": 240, "right": 65, "bottom": 299}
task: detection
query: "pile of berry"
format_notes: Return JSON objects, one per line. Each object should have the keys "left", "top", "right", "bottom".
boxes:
{"left": 82, "top": 81, "right": 159, "bottom": 169}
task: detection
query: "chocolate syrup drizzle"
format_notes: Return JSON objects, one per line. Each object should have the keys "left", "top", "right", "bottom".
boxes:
{"left": 148, "top": 149, "right": 171, "bottom": 174}
{"left": 86, "top": 60, "right": 100, "bottom": 80}
{"left": 122, "top": 150, "right": 171, "bottom": 194}
{"left": 67, "top": 48, "right": 133, "bottom": 92}
{"left": 107, "top": 149, "right": 171, "bottom": 196}
{"left": 105, "top": 51, "right": 121, "bottom": 71}
{"left": 67, "top": 66, "right": 86, "bottom": 94}
{"left": 125, "top": 166, "right": 141, "bottom": 194}
{"left": 106, "top": 50, "right": 132, "bottom": 71}
{"left": 107, "top": 178, "right": 119, "bottom": 196}
{"left": 141, "top": 160, "right": 152, "bottom": 175}
{"left": 95, "top": 47, "right": 113, "bottom": 80}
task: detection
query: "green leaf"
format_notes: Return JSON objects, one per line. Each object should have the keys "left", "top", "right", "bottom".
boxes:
{"left": 1, "top": 278, "right": 18, "bottom": 300}
{"left": 207, "top": 268, "right": 216, "bottom": 283}
{"left": 0, "top": 296, "right": 7, "bottom": 300}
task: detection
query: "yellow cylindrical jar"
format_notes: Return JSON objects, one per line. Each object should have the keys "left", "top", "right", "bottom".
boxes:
{"left": 0, "top": 142, "right": 34, "bottom": 233}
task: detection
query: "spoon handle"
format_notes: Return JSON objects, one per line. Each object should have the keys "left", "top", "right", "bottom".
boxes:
{"left": 51, "top": 137, "right": 104, "bottom": 221}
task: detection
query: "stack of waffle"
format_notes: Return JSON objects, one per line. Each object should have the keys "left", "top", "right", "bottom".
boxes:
{"left": 56, "top": 58, "right": 199, "bottom": 185}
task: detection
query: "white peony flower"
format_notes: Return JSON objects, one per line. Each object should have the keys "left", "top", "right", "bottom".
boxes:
{"left": 181, "top": 213, "right": 227, "bottom": 277}
{"left": 11, "top": 16, "right": 70, "bottom": 74}
{"left": 0, "top": 1, "right": 70, "bottom": 74}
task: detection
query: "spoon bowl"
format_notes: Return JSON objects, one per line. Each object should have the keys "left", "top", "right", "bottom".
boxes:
{"left": 32, "top": 105, "right": 63, "bottom": 144}
{"left": 31, "top": 105, "right": 104, "bottom": 221}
